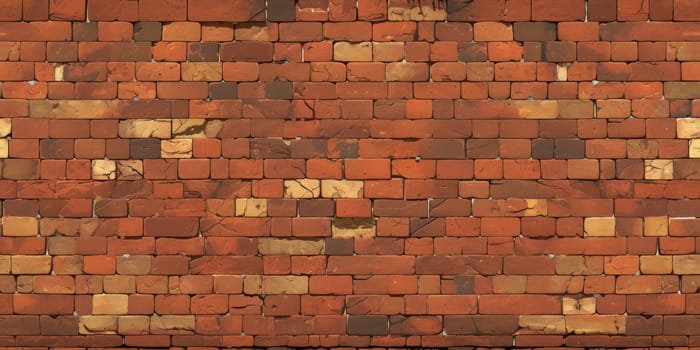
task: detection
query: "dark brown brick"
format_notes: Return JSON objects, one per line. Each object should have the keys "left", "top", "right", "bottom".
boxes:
{"left": 188, "top": 42, "right": 219, "bottom": 62}
{"left": 389, "top": 315, "right": 442, "bottom": 335}
{"left": 129, "top": 139, "right": 161, "bottom": 159}
{"left": 250, "top": 139, "right": 291, "bottom": 158}
{"left": 531, "top": 139, "right": 554, "bottom": 159}
{"left": 47, "top": 42, "right": 78, "bottom": 62}
{"left": 268, "top": 0, "right": 296, "bottom": 21}
{"left": 39, "top": 315, "right": 78, "bottom": 335}
{"left": 458, "top": 42, "right": 488, "bottom": 62}
{"left": 455, "top": 275, "right": 475, "bottom": 294}
{"left": 299, "top": 199, "right": 334, "bottom": 217}
{"left": 265, "top": 81, "right": 293, "bottom": 99}
{"left": 221, "top": 42, "right": 273, "bottom": 62}
{"left": 3, "top": 159, "right": 40, "bottom": 180}
{"left": 674, "top": 160, "right": 700, "bottom": 180}
{"left": 95, "top": 199, "right": 128, "bottom": 218}
{"left": 290, "top": 139, "right": 326, "bottom": 158}
{"left": 133, "top": 22, "right": 162, "bottom": 42}
{"left": 72, "top": 22, "right": 97, "bottom": 41}
{"left": 324, "top": 238, "right": 354, "bottom": 256}
{"left": 209, "top": 82, "right": 237, "bottom": 99}
{"left": 544, "top": 41, "right": 576, "bottom": 62}
{"left": 40, "top": 139, "right": 74, "bottom": 159}
{"left": 347, "top": 315, "right": 389, "bottom": 335}
{"left": 523, "top": 42, "right": 543, "bottom": 61}
{"left": 513, "top": 22, "right": 557, "bottom": 41}
{"left": 0, "top": 316, "right": 40, "bottom": 335}
{"left": 554, "top": 139, "right": 584, "bottom": 159}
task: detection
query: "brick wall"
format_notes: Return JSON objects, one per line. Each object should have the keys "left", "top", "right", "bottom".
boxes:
{"left": 0, "top": 0, "right": 699, "bottom": 348}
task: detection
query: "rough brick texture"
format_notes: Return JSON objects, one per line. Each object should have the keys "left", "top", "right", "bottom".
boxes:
{"left": 0, "top": 0, "right": 699, "bottom": 348}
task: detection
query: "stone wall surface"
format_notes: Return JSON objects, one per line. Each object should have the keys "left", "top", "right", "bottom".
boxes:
{"left": 0, "top": 0, "right": 699, "bottom": 348}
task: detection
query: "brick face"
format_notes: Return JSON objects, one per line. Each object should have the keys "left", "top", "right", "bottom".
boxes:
{"left": 0, "top": 0, "right": 698, "bottom": 348}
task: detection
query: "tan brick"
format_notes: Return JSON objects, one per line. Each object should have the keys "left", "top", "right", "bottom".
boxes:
{"left": 118, "top": 119, "right": 171, "bottom": 138}
{"left": 506, "top": 199, "right": 547, "bottom": 216}
{"left": 673, "top": 255, "right": 700, "bottom": 274}
{"left": 690, "top": 139, "right": 700, "bottom": 158}
{"left": 332, "top": 218, "right": 376, "bottom": 238}
{"left": 388, "top": 0, "right": 446, "bottom": 20}
{"left": 172, "top": 119, "right": 206, "bottom": 139}
{"left": 150, "top": 315, "right": 195, "bottom": 333}
{"left": 0, "top": 139, "right": 7, "bottom": 158}
{"left": 474, "top": 22, "right": 513, "bottom": 41}
{"left": 2, "top": 216, "right": 38, "bottom": 236}
{"left": 243, "top": 275, "right": 262, "bottom": 295}
{"left": 677, "top": 118, "right": 700, "bottom": 138}
{"left": 492, "top": 275, "right": 527, "bottom": 293}
{"left": 161, "top": 139, "right": 192, "bottom": 158}
{"left": 644, "top": 159, "right": 673, "bottom": 180}
{"left": 79, "top": 316, "right": 117, "bottom": 335}
{"left": 555, "top": 256, "right": 604, "bottom": 275}
{"left": 3, "top": 159, "right": 39, "bottom": 179}
{"left": 213, "top": 275, "right": 243, "bottom": 294}
{"left": 584, "top": 217, "right": 615, "bottom": 237}
{"left": 334, "top": 42, "right": 372, "bottom": 62}
{"left": 92, "top": 160, "right": 116, "bottom": 180}
{"left": 262, "top": 276, "right": 308, "bottom": 294}
{"left": 11, "top": 255, "right": 51, "bottom": 274}
{"left": 118, "top": 316, "right": 150, "bottom": 335}
{"left": 93, "top": 294, "right": 129, "bottom": 315}
{"left": 258, "top": 238, "right": 324, "bottom": 255}
{"left": 565, "top": 315, "right": 625, "bottom": 335}
{"left": 0, "top": 119, "right": 10, "bottom": 137}
{"left": 284, "top": 179, "right": 320, "bottom": 198}
{"left": 321, "top": 180, "right": 363, "bottom": 198}
{"left": 0, "top": 256, "right": 9, "bottom": 274}
{"left": 30, "top": 100, "right": 113, "bottom": 118}
{"left": 640, "top": 256, "right": 672, "bottom": 274}
{"left": 627, "top": 139, "right": 658, "bottom": 159}
{"left": 116, "top": 255, "right": 152, "bottom": 275}
{"left": 644, "top": 216, "right": 668, "bottom": 236}
{"left": 116, "top": 160, "right": 143, "bottom": 180}
{"left": 235, "top": 198, "right": 267, "bottom": 217}
{"left": 181, "top": 62, "right": 222, "bottom": 81}
{"left": 518, "top": 315, "right": 566, "bottom": 334}
{"left": 562, "top": 297, "right": 595, "bottom": 315}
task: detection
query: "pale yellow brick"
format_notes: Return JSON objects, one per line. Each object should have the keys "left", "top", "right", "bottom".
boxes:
{"left": 0, "top": 139, "right": 8, "bottom": 158}
{"left": 172, "top": 119, "right": 207, "bottom": 139}
{"left": 2, "top": 216, "right": 38, "bottom": 236}
{"left": 334, "top": 42, "right": 372, "bottom": 62}
{"left": 235, "top": 198, "right": 267, "bottom": 217}
{"left": 321, "top": 180, "right": 363, "bottom": 198}
{"left": 118, "top": 119, "right": 171, "bottom": 139}
{"left": 150, "top": 315, "right": 195, "bottom": 333}
{"left": 243, "top": 275, "right": 262, "bottom": 295}
{"left": 92, "top": 160, "right": 116, "bottom": 180}
{"left": 565, "top": 315, "right": 625, "bottom": 335}
{"left": 640, "top": 255, "right": 673, "bottom": 274}
{"left": 116, "top": 160, "right": 143, "bottom": 180}
{"left": 673, "top": 255, "right": 700, "bottom": 274}
{"left": 645, "top": 159, "right": 674, "bottom": 180}
{"left": 0, "top": 119, "right": 11, "bottom": 137}
{"left": 690, "top": 139, "right": 700, "bottom": 158}
{"left": 181, "top": 62, "right": 222, "bottom": 81}
{"left": 118, "top": 316, "right": 150, "bottom": 335}
{"left": 11, "top": 255, "right": 51, "bottom": 274}
{"left": 93, "top": 294, "right": 129, "bottom": 315}
{"left": 332, "top": 218, "right": 376, "bottom": 238}
{"left": 584, "top": 217, "right": 616, "bottom": 237}
{"left": 677, "top": 118, "right": 700, "bottom": 138}
{"left": 556, "top": 65, "right": 567, "bottom": 81}
{"left": 161, "top": 139, "right": 192, "bottom": 158}
{"left": 284, "top": 179, "right": 320, "bottom": 198}
{"left": 262, "top": 276, "right": 308, "bottom": 294}
{"left": 79, "top": 316, "right": 118, "bottom": 335}
{"left": 518, "top": 315, "right": 566, "bottom": 334}
{"left": 0, "top": 256, "right": 9, "bottom": 274}
{"left": 258, "top": 238, "right": 324, "bottom": 255}
{"left": 644, "top": 216, "right": 668, "bottom": 236}
{"left": 563, "top": 297, "right": 595, "bottom": 315}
